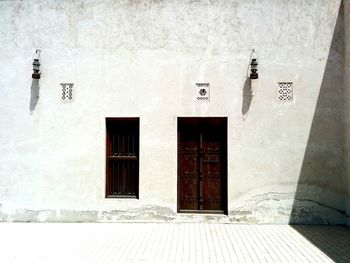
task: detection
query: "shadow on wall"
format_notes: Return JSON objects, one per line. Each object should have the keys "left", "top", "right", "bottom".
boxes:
{"left": 289, "top": 1, "right": 345, "bottom": 226}
{"left": 290, "top": 3, "right": 349, "bottom": 260}
{"left": 30, "top": 79, "right": 39, "bottom": 113}
{"left": 241, "top": 77, "right": 253, "bottom": 120}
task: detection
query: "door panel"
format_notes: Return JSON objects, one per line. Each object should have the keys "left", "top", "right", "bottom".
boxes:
{"left": 179, "top": 130, "right": 199, "bottom": 210}
{"left": 202, "top": 130, "right": 222, "bottom": 210}
{"left": 178, "top": 118, "right": 227, "bottom": 214}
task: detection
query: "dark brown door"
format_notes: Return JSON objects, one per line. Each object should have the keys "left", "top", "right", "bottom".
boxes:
{"left": 178, "top": 118, "right": 227, "bottom": 214}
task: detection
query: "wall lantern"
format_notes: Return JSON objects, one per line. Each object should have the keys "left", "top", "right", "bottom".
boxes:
{"left": 32, "top": 49, "right": 41, "bottom": 79}
{"left": 249, "top": 49, "right": 258, "bottom": 80}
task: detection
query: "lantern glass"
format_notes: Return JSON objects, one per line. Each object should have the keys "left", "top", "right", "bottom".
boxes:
{"left": 250, "top": 59, "right": 258, "bottom": 70}
{"left": 33, "top": 59, "right": 40, "bottom": 70}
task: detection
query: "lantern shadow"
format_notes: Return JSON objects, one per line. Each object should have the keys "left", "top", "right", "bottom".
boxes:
{"left": 241, "top": 77, "right": 253, "bottom": 120}
{"left": 30, "top": 79, "right": 40, "bottom": 113}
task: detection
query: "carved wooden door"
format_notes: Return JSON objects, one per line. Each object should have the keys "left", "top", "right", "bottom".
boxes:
{"left": 178, "top": 118, "right": 227, "bottom": 213}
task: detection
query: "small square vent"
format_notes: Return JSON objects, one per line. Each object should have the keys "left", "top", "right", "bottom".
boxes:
{"left": 278, "top": 82, "right": 293, "bottom": 101}
{"left": 60, "top": 83, "right": 74, "bottom": 102}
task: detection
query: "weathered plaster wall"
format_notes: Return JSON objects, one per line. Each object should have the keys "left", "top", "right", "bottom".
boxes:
{"left": 0, "top": 0, "right": 346, "bottom": 223}
{"left": 344, "top": 0, "right": 350, "bottom": 226}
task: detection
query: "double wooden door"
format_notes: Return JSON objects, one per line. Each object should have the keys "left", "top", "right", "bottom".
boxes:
{"left": 178, "top": 118, "right": 227, "bottom": 214}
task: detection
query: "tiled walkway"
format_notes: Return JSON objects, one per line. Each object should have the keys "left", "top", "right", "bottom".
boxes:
{"left": 0, "top": 223, "right": 349, "bottom": 263}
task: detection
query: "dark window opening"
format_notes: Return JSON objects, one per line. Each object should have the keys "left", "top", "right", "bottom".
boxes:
{"left": 106, "top": 118, "right": 139, "bottom": 198}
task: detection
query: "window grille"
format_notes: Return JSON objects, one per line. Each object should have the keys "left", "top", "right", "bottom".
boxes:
{"left": 106, "top": 118, "right": 139, "bottom": 198}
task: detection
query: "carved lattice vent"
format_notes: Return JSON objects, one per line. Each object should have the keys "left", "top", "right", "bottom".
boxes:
{"left": 278, "top": 82, "right": 293, "bottom": 101}
{"left": 60, "top": 83, "right": 74, "bottom": 102}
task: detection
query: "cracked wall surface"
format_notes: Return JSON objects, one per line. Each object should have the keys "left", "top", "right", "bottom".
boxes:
{"left": 0, "top": 0, "right": 347, "bottom": 223}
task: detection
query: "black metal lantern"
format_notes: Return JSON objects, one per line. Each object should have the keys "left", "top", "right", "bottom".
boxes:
{"left": 250, "top": 58, "right": 258, "bottom": 79}
{"left": 32, "top": 50, "right": 41, "bottom": 79}
{"left": 249, "top": 49, "right": 259, "bottom": 80}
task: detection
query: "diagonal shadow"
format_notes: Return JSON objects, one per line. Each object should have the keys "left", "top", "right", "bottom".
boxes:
{"left": 292, "top": 226, "right": 350, "bottom": 262}
{"left": 290, "top": 2, "right": 350, "bottom": 262}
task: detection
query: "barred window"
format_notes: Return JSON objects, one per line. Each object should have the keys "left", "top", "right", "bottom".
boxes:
{"left": 106, "top": 118, "right": 139, "bottom": 198}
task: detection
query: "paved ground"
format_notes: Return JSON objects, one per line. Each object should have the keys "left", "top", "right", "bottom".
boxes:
{"left": 0, "top": 223, "right": 349, "bottom": 263}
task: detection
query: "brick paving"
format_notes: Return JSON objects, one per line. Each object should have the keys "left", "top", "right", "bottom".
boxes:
{"left": 0, "top": 223, "right": 349, "bottom": 263}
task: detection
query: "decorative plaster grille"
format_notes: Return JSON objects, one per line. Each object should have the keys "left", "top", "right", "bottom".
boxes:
{"left": 278, "top": 82, "right": 293, "bottom": 101}
{"left": 60, "top": 83, "right": 74, "bottom": 102}
{"left": 195, "top": 83, "right": 210, "bottom": 101}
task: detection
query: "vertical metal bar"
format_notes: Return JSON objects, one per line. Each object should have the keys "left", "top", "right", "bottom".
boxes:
{"left": 127, "top": 161, "right": 132, "bottom": 195}
{"left": 121, "top": 162, "right": 124, "bottom": 195}
{"left": 126, "top": 161, "right": 128, "bottom": 195}
{"left": 126, "top": 161, "right": 128, "bottom": 194}
{"left": 127, "top": 134, "right": 130, "bottom": 155}
{"left": 115, "top": 134, "right": 120, "bottom": 155}
{"left": 119, "top": 161, "right": 122, "bottom": 194}
{"left": 123, "top": 134, "right": 125, "bottom": 156}
{"left": 118, "top": 134, "right": 120, "bottom": 156}
{"left": 132, "top": 134, "right": 134, "bottom": 155}
{"left": 199, "top": 132, "right": 203, "bottom": 210}
{"left": 115, "top": 161, "right": 118, "bottom": 195}
{"left": 131, "top": 161, "right": 134, "bottom": 194}
{"left": 112, "top": 134, "right": 115, "bottom": 155}
{"left": 109, "top": 162, "right": 112, "bottom": 195}
{"left": 120, "top": 161, "right": 123, "bottom": 194}
{"left": 123, "top": 134, "right": 128, "bottom": 156}
{"left": 121, "top": 134, "right": 123, "bottom": 156}
{"left": 116, "top": 162, "right": 119, "bottom": 195}
{"left": 135, "top": 161, "right": 138, "bottom": 197}
{"left": 134, "top": 161, "right": 136, "bottom": 195}
{"left": 119, "top": 134, "right": 122, "bottom": 156}
{"left": 112, "top": 161, "right": 115, "bottom": 194}
{"left": 123, "top": 161, "right": 126, "bottom": 194}
{"left": 130, "top": 161, "right": 132, "bottom": 194}
{"left": 127, "top": 161, "right": 130, "bottom": 194}
{"left": 117, "top": 161, "right": 120, "bottom": 194}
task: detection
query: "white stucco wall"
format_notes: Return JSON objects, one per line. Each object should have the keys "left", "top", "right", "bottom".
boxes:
{"left": 0, "top": 0, "right": 346, "bottom": 223}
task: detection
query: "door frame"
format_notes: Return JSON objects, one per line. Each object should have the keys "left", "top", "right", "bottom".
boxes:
{"left": 177, "top": 117, "right": 228, "bottom": 214}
